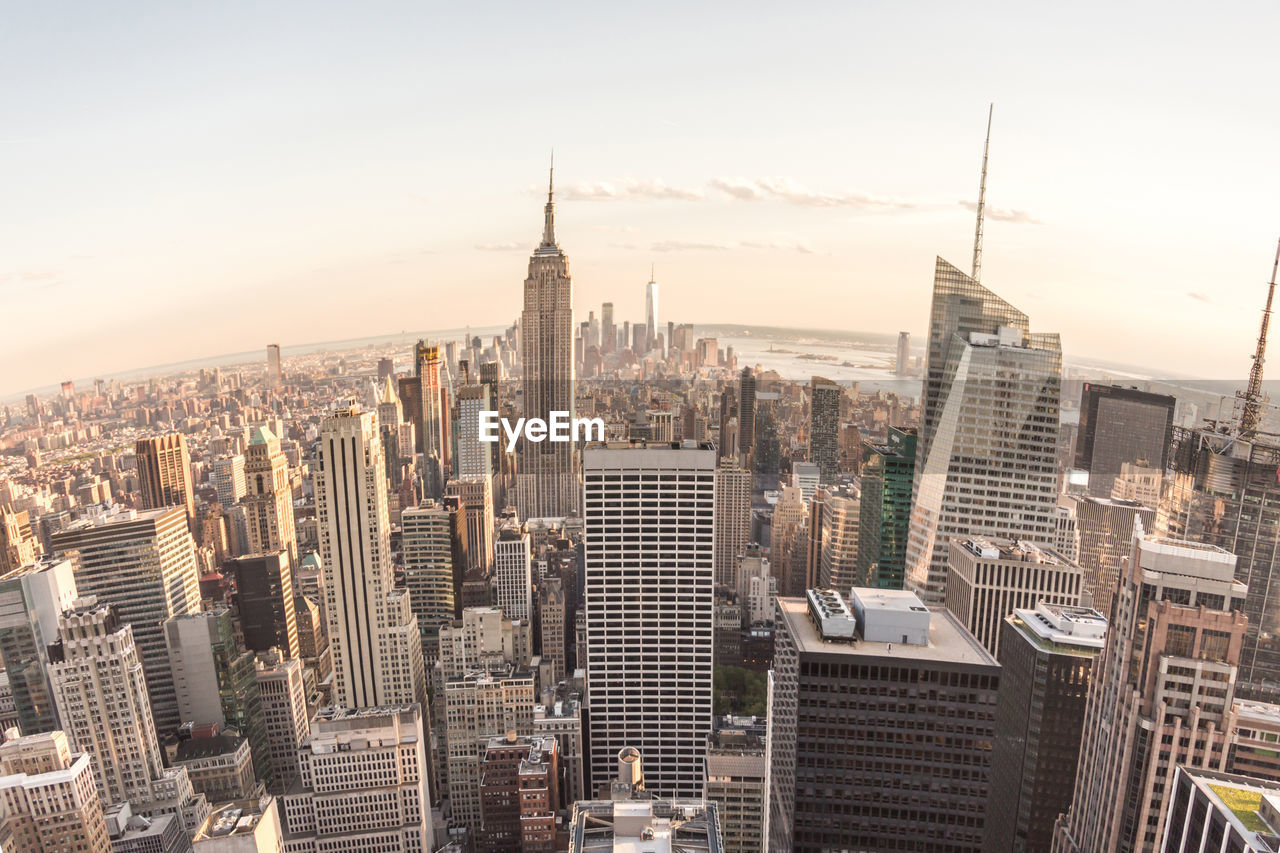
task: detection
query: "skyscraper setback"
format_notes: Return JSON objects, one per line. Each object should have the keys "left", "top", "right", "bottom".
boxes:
{"left": 517, "top": 163, "right": 578, "bottom": 519}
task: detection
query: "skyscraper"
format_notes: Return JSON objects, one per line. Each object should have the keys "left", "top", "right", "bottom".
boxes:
{"left": 282, "top": 705, "right": 434, "bottom": 852}
{"left": 0, "top": 558, "right": 77, "bottom": 735}
{"left": 583, "top": 442, "right": 715, "bottom": 799}
{"left": 253, "top": 652, "right": 309, "bottom": 796}
{"left": 401, "top": 501, "right": 458, "bottom": 651}
{"left": 738, "top": 367, "right": 756, "bottom": 466}
{"left": 315, "top": 403, "right": 425, "bottom": 709}
{"left": 1161, "top": 428, "right": 1280, "bottom": 699}
{"left": 896, "top": 330, "right": 911, "bottom": 376}
{"left": 856, "top": 426, "right": 916, "bottom": 589}
{"left": 538, "top": 576, "right": 566, "bottom": 682}
{"left": 444, "top": 666, "right": 536, "bottom": 834}
{"left": 265, "top": 344, "right": 282, "bottom": 389}
{"left": 818, "top": 490, "right": 860, "bottom": 592}
{"left": 1074, "top": 496, "right": 1155, "bottom": 617}
{"left": 769, "top": 588, "right": 1000, "bottom": 852}
{"left": 443, "top": 477, "right": 494, "bottom": 573}
{"left": 988, "top": 603, "right": 1105, "bottom": 853}
{"left": 714, "top": 458, "right": 752, "bottom": 592}
{"left": 808, "top": 376, "right": 840, "bottom": 485}
{"left": 52, "top": 506, "right": 201, "bottom": 732}
{"left": 945, "top": 537, "right": 1083, "bottom": 658}
{"left": 0, "top": 730, "right": 111, "bottom": 853}
{"left": 1053, "top": 526, "right": 1248, "bottom": 853}
{"left": 242, "top": 425, "right": 297, "bottom": 566}
{"left": 455, "top": 383, "right": 495, "bottom": 481}
{"left": 645, "top": 267, "right": 658, "bottom": 353}
{"left": 48, "top": 598, "right": 205, "bottom": 825}
{"left": 704, "top": 716, "right": 767, "bottom": 853}
{"left": 905, "top": 259, "right": 1062, "bottom": 605}
{"left": 229, "top": 551, "right": 300, "bottom": 660}
{"left": 210, "top": 454, "right": 245, "bottom": 509}
{"left": 415, "top": 339, "right": 450, "bottom": 494}
{"left": 601, "top": 302, "right": 614, "bottom": 354}
{"left": 516, "top": 162, "right": 578, "bottom": 520}
{"left": 163, "top": 608, "right": 270, "bottom": 785}
{"left": 135, "top": 433, "right": 196, "bottom": 529}
{"left": 494, "top": 522, "right": 532, "bottom": 622}
{"left": 1074, "top": 384, "right": 1175, "bottom": 498}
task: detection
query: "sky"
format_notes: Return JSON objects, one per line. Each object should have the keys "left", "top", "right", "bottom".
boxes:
{"left": 3, "top": 1, "right": 1280, "bottom": 398}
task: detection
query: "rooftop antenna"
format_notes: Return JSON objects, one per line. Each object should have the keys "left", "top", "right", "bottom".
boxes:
{"left": 972, "top": 104, "right": 993, "bottom": 282}
{"left": 1238, "top": 237, "right": 1280, "bottom": 434}
{"left": 542, "top": 150, "right": 556, "bottom": 246}
{"left": 649, "top": 262, "right": 655, "bottom": 283}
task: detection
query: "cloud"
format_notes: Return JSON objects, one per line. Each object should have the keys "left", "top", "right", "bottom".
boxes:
{"left": 474, "top": 242, "right": 527, "bottom": 252}
{"left": 561, "top": 179, "right": 704, "bottom": 202}
{"left": 651, "top": 240, "right": 732, "bottom": 252}
{"left": 713, "top": 176, "right": 914, "bottom": 209}
{"left": 0, "top": 270, "right": 63, "bottom": 288}
{"left": 958, "top": 200, "right": 1042, "bottom": 224}
{"left": 650, "top": 239, "right": 814, "bottom": 254}
{"left": 1187, "top": 292, "right": 1212, "bottom": 304}
{"left": 709, "top": 177, "right": 764, "bottom": 201}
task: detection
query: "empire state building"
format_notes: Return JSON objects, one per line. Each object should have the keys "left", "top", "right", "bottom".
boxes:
{"left": 517, "top": 162, "right": 579, "bottom": 519}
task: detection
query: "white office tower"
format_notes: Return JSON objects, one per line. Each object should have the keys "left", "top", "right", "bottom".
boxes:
{"left": 437, "top": 606, "right": 532, "bottom": 681}
{"left": 47, "top": 597, "right": 207, "bottom": 828}
{"left": 51, "top": 506, "right": 201, "bottom": 734}
{"left": 819, "top": 490, "right": 860, "bottom": 592}
{"left": 905, "top": 260, "right": 1062, "bottom": 605}
{"left": 254, "top": 652, "right": 310, "bottom": 795}
{"left": 0, "top": 557, "right": 77, "bottom": 736}
{"left": 455, "top": 384, "right": 494, "bottom": 481}
{"left": 280, "top": 705, "right": 433, "bottom": 852}
{"left": 0, "top": 729, "right": 111, "bottom": 853}
{"left": 494, "top": 522, "right": 533, "bottom": 621}
{"left": 714, "top": 458, "right": 752, "bottom": 590}
{"left": 583, "top": 442, "right": 715, "bottom": 798}
{"left": 791, "top": 462, "right": 820, "bottom": 504}
{"left": 315, "top": 404, "right": 425, "bottom": 709}
{"left": 210, "top": 454, "right": 246, "bottom": 508}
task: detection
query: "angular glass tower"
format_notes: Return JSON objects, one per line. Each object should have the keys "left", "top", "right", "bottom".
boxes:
{"left": 905, "top": 257, "right": 1062, "bottom": 604}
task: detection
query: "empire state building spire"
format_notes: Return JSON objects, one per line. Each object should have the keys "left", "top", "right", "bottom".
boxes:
{"left": 542, "top": 151, "right": 556, "bottom": 246}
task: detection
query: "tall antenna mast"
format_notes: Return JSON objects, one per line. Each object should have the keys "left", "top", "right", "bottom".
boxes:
{"left": 1239, "top": 237, "right": 1280, "bottom": 434}
{"left": 972, "top": 104, "right": 993, "bottom": 282}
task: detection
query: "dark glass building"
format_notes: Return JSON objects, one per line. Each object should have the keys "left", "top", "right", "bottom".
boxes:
{"left": 857, "top": 426, "right": 917, "bottom": 588}
{"left": 988, "top": 603, "right": 1105, "bottom": 853}
{"left": 1074, "top": 384, "right": 1175, "bottom": 498}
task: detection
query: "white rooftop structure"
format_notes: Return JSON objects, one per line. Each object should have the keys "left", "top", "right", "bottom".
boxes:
{"left": 849, "top": 587, "right": 931, "bottom": 645}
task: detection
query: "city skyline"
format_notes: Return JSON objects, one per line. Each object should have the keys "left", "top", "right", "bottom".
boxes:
{"left": 4, "top": 2, "right": 1280, "bottom": 396}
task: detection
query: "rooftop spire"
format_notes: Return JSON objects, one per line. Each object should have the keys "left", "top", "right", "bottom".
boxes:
{"left": 649, "top": 262, "right": 655, "bottom": 284}
{"left": 542, "top": 150, "right": 556, "bottom": 246}
{"left": 972, "top": 104, "right": 993, "bottom": 282}
{"left": 1239, "top": 237, "right": 1280, "bottom": 434}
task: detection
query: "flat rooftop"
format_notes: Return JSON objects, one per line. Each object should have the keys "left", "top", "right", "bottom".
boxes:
{"left": 954, "top": 536, "right": 1069, "bottom": 565}
{"left": 778, "top": 597, "right": 997, "bottom": 666}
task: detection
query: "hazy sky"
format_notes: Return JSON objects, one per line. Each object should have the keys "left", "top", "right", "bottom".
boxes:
{"left": 4, "top": 1, "right": 1279, "bottom": 398}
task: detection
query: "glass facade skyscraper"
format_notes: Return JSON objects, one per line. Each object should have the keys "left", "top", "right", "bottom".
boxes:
{"left": 857, "top": 426, "right": 916, "bottom": 589}
{"left": 906, "top": 258, "right": 1062, "bottom": 604}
